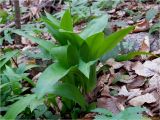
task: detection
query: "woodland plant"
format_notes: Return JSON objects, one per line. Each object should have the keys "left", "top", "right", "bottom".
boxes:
{"left": 1, "top": 10, "right": 134, "bottom": 119}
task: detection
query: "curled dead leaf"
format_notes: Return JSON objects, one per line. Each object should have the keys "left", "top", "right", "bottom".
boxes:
{"left": 133, "top": 19, "right": 150, "bottom": 33}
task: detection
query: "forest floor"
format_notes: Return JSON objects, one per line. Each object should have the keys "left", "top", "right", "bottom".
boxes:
{"left": 0, "top": 0, "right": 160, "bottom": 119}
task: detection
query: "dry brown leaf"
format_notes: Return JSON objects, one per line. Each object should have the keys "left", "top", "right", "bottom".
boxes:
{"left": 132, "top": 61, "right": 155, "bottom": 77}
{"left": 129, "top": 93, "right": 156, "bottom": 106}
{"left": 133, "top": 19, "right": 150, "bottom": 33}
{"left": 139, "top": 36, "right": 150, "bottom": 52}
{"left": 127, "top": 76, "right": 145, "bottom": 89}
{"left": 106, "top": 58, "right": 124, "bottom": 69}
{"left": 97, "top": 97, "right": 120, "bottom": 114}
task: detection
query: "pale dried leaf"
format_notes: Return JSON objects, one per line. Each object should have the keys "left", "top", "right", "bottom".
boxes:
{"left": 149, "top": 74, "right": 160, "bottom": 88}
{"left": 118, "top": 86, "right": 142, "bottom": 99}
{"left": 132, "top": 62, "right": 155, "bottom": 77}
{"left": 129, "top": 93, "right": 156, "bottom": 106}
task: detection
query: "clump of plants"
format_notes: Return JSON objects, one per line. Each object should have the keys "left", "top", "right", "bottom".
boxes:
{"left": 1, "top": 9, "right": 135, "bottom": 119}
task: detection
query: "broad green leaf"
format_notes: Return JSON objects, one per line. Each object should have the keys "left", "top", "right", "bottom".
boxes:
{"left": 79, "top": 60, "right": 97, "bottom": 92}
{"left": 94, "top": 115, "right": 110, "bottom": 120}
{"left": 101, "top": 26, "right": 134, "bottom": 56}
{"left": 4, "top": 94, "right": 36, "bottom": 119}
{"left": 67, "top": 45, "right": 79, "bottom": 66}
{"left": 85, "top": 32, "right": 104, "bottom": 61}
{"left": 80, "top": 15, "right": 108, "bottom": 39}
{"left": 0, "top": 50, "right": 19, "bottom": 69}
{"left": 30, "top": 98, "right": 44, "bottom": 112}
{"left": 42, "top": 17, "right": 67, "bottom": 45}
{"left": 51, "top": 46, "right": 68, "bottom": 68}
{"left": 86, "top": 26, "right": 134, "bottom": 61}
{"left": 115, "top": 51, "right": 153, "bottom": 61}
{"left": 59, "top": 29, "right": 84, "bottom": 48}
{"left": 52, "top": 83, "right": 87, "bottom": 109}
{"left": 51, "top": 45, "right": 79, "bottom": 68}
{"left": 80, "top": 41, "right": 90, "bottom": 62}
{"left": 91, "top": 108, "right": 113, "bottom": 116}
{"left": 112, "top": 107, "right": 146, "bottom": 120}
{"left": 60, "top": 10, "right": 73, "bottom": 31}
{"left": 45, "top": 11, "right": 60, "bottom": 27}
{"left": 13, "top": 30, "right": 55, "bottom": 52}
{"left": 35, "top": 63, "right": 75, "bottom": 98}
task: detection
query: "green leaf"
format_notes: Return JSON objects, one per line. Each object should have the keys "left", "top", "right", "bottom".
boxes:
{"left": 45, "top": 11, "right": 60, "bottom": 28}
{"left": 13, "top": 30, "right": 55, "bottom": 52}
{"left": 85, "top": 32, "right": 104, "bottom": 61}
{"left": 78, "top": 60, "right": 97, "bottom": 92}
{"left": 81, "top": 27, "right": 134, "bottom": 61}
{"left": 51, "top": 46, "right": 68, "bottom": 68}
{"left": 42, "top": 17, "right": 67, "bottom": 45}
{"left": 115, "top": 51, "right": 153, "bottom": 61}
{"left": 51, "top": 45, "right": 79, "bottom": 68}
{"left": 60, "top": 10, "right": 73, "bottom": 31}
{"left": 52, "top": 83, "right": 87, "bottom": 109}
{"left": 67, "top": 45, "right": 79, "bottom": 66}
{"left": 100, "top": 26, "right": 134, "bottom": 58}
{"left": 0, "top": 50, "right": 19, "bottom": 69}
{"left": 4, "top": 94, "right": 36, "bottom": 119}
{"left": 35, "top": 63, "right": 75, "bottom": 98}
{"left": 30, "top": 98, "right": 44, "bottom": 112}
{"left": 146, "top": 8, "right": 158, "bottom": 21}
{"left": 91, "top": 108, "right": 113, "bottom": 116}
{"left": 112, "top": 107, "right": 146, "bottom": 120}
{"left": 59, "top": 29, "right": 84, "bottom": 48}
{"left": 4, "top": 29, "right": 13, "bottom": 44}
{"left": 80, "top": 15, "right": 108, "bottom": 39}
{"left": 149, "top": 22, "right": 160, "bottom": 34}
{"left": 80, "top": 41, "right": 90, "bottom": 62}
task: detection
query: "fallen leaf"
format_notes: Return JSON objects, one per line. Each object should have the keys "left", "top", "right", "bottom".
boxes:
{"left": 118, "top": 86, "right": 142, "bottom": 100}
{"left": 97, "top": 97, "right": 120, "bottom": 114}
{"left": 139, "top": 36, "right": 150, "bottom": 52}
{"left": 129, "top": 93, "right": 156, "bottom": 106}
{"left": 133, "top": 19, "right": 150, "bottom": 33}
{"left": 149, "top": 74, "right": 160, "bottom": 88}
{"left": 132, "top": 62, "right": 155, "bottom": 77}
{"left": 127, "top": 76, "right": 145, "bottom": 89}
{"left": 106, "top": 58, "right": 124, "bottom": 69}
